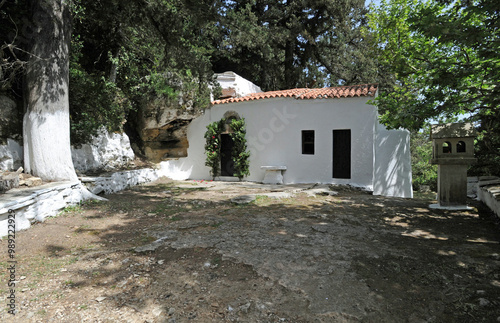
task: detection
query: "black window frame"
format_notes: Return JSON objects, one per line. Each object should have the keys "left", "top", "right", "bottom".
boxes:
{"left": 302, "top": 130, "right": 315, "bottom": 155}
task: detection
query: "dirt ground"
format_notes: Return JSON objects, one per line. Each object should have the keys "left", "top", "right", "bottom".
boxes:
{"left": 1, "top": 178, "right": 500, "bottom": 323}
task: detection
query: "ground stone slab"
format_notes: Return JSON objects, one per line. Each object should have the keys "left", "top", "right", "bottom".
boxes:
{"left": 231, "top": 195, "right": 256, "bottom": 204}
{"left": 303, "top": 188, "right": 339, "bottom": 197}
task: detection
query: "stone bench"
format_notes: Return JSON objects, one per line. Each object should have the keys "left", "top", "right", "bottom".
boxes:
{"left": 261, "top": 166, "right": 287, "bottom": 184}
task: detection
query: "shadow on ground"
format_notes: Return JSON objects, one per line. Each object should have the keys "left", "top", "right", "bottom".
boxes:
{"left": 1, "top": 178, "right": 500, "bottom": 322}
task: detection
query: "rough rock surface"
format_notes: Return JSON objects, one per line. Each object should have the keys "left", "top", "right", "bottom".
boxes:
{"left": 128, "top": 71, "right": 262, "bottom": 163}
{"left": 0, "top": 181, "right": 101, "bottom": 236}
{"left": 0, "top": 172, "right": 19, "bottom": 193}
{"left": 0, "top": 138, "right": 23, "bottom": 171}
{"left": 133, "top": 99, "right": 200, "bottom": 162}
{"left": 0, "top": 95, "right": 21, "bottom": 141}
{"left": 71, "top": 128, "right": 135, "bottom": 173}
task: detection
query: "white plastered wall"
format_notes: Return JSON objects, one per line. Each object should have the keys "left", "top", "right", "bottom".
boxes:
{"left": 373, "top": 124, "right": 413, "bottom": 198}
{"left": 163, "top": 96, "right": 382, "bottom": 189}
{"left": 215, "top": 72, "right": 263, "bottom": 97}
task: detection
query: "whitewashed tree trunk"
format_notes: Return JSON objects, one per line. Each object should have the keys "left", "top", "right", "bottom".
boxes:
{"left": 24, "top": 0, "right": 77, "bottom": 182}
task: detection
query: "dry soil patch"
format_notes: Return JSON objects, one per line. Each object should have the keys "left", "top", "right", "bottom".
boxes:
{"left": 1, "top": 178, "right": 500, "bottom": 322}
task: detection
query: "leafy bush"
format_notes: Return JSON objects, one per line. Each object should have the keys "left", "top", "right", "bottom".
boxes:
{"left": 229, "top": 118, "right": 250, "bottom": 180}
{"left": 69, "top": 66, "right": 131, "bottom": 145}
{"left": 204, "top": 120, "right": 224, "bottom": 179}
{"left": 411, "top": 128, "right": 437, "bottom": 191}
{"left": 470, "top": 112, "right": 500, "bottom": 178}
{"left": 69, "top": 38, "right": 132, "bottom": 146}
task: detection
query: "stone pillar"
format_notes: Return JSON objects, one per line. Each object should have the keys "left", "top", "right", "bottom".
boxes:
{"left": 437, "top": 164, "right": 469, "bottom": 206}
{"left": 430, "top": 123, "right": 476, "bottom": 209}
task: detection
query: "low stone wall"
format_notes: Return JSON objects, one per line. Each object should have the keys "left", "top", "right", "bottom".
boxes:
{"left": 0, "top": 181, "right": 86, "bottom": 237}
{"left": 81, "top": 168, "right": 160, "bottom": 195}
{"left": 477, "top": 176, "right": 500, "bottom": 219}
{"left": 0, "top": 162, "right": 188, "bottom": 237}
{"left": 79, "top": 160, "right": 198, "bottom": 195}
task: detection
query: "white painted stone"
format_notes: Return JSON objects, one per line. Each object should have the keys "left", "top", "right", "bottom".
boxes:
{"left": 0, "top": 166, "right": 164, "bottom": 237}
{"left": 428, "top": 204, "right": 474, "bottom": 211}
{"left": 158, "top": 160, "right": 192, "bottom": 180}
{"left": 0, "top": 139, "right": 23, "bottom": 171}
{"left": 2, "top": 128, "right": 135, "bottom": 175}
{"left": 468, "top": 176, "right": 479, "bottom": 199}
{"left": 215, "top": 71, "right": 262, "bottom": 98}
{"left": 82, "top": 168, "right": 161, "bottom": 195}
{"left": 477, "top": 177, "right": 500, "bottom": 219}
{"left": 261, "top": 166, "right": 286, "bottom": 184}
{"left": 0, "top": 181, "right": 89, "bottom": 237}
{"left": 71, "top": 128, "right": 135, "bottom": 173}
{"left": 304, "top": 188, "right": 339, "bottom": 197}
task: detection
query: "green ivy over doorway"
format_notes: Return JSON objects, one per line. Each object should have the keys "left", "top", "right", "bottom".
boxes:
{"left": 204, "top": 117, "right": 250, "bottom": 180}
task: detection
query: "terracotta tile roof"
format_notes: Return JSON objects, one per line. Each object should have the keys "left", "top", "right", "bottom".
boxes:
{"left": 212, "top": 84, "right": 378, "bottom": 105}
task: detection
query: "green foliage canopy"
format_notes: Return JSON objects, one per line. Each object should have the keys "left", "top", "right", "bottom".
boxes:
{"left": 68, "top": 0, "right": 220, "bottom": 144}
{"left": 410, "top": 127, "right": 437, "bottom": 191}
{"left": 212, "top": 0, "right": 378, "bottom": 90}
{"left": 368, "top": 0, "right": 500, "bottom": 175}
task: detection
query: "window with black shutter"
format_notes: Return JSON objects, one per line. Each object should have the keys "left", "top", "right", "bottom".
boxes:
{"left": 302, "top": 130, "right": 315, "bottom": 155}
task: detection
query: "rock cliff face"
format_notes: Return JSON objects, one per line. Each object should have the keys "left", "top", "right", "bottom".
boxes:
{"left": 129, "top": 72, "right": 261, "bottom": 163}
{"left": 0, "top": 139, "right": 23, "bottom": 171}
{"left": 0, "top": 95, "right": 23, "bottom": 171}
{"left": 0, "top": 95, "right": 22, "bottom": 144}
{"left": 71, "top": 128, "right": 135, "bottom": 174}
{"left": 132, "top": 99, "right": 201, "bottom": 162}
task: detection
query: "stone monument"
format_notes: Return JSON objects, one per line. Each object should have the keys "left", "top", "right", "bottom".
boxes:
{"left": 430, "top": 122, "right": 476, "bottom": 209}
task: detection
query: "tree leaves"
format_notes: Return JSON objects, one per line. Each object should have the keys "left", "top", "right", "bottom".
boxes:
{"left": 212, "top": 0, "right": 377, "bottom": 90}
{"left": 369, "top": 0, "right": 500, "bottom": 175}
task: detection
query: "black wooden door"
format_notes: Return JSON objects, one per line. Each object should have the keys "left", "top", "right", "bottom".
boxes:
{"left": 332, "top": 129, "right": 351, "bottom": 179}
{"left": 220, "top": 134, "right": 235, "bottom": 176}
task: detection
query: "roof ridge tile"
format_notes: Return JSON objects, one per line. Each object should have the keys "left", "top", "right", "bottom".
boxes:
{"left": 212, "top": 83, "right": 378, "bottom": 105}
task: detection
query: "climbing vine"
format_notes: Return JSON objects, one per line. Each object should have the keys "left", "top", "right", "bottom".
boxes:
{"left": 229, "top": 118, "right": 250, "bottom": 180}
{"left": 204, "top": 119, "right": 224, "bottom": 179}
{"left": 204, "top": 117, "right": 250, "bottom": 180}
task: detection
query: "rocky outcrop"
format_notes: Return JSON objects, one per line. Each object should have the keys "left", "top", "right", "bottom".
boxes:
{"left": 215, "top": 71, "right": 262, "bottom": 98}
{"left": 0, "top": 95, "right": 21, "bottom": 143}
{"left": 0, "top": 95, "right": 23, "bottom": 172}
{"left": 130, "top": 72, "right": 262, "bottom": 163}
{"left": 0, "top": 139, "right": 23, "bottom": 171}
{"left": 132, "top": 98, "right": 201, "bottom": 162}
{"left": 71, "top": 128, "right": 135, "bottom": 174}
{"left": 0, "top": 168, "right": 43, "bottom": 193}
{"left": 0, "top": 129, "right": 135, "bottom": 175}
{"left": 0, "top": 172, "right": 19, "bottom": 193}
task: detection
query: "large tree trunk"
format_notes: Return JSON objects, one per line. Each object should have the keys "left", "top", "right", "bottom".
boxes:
{"left": 23, "top": 0, "right": 77, "bottom": 182}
